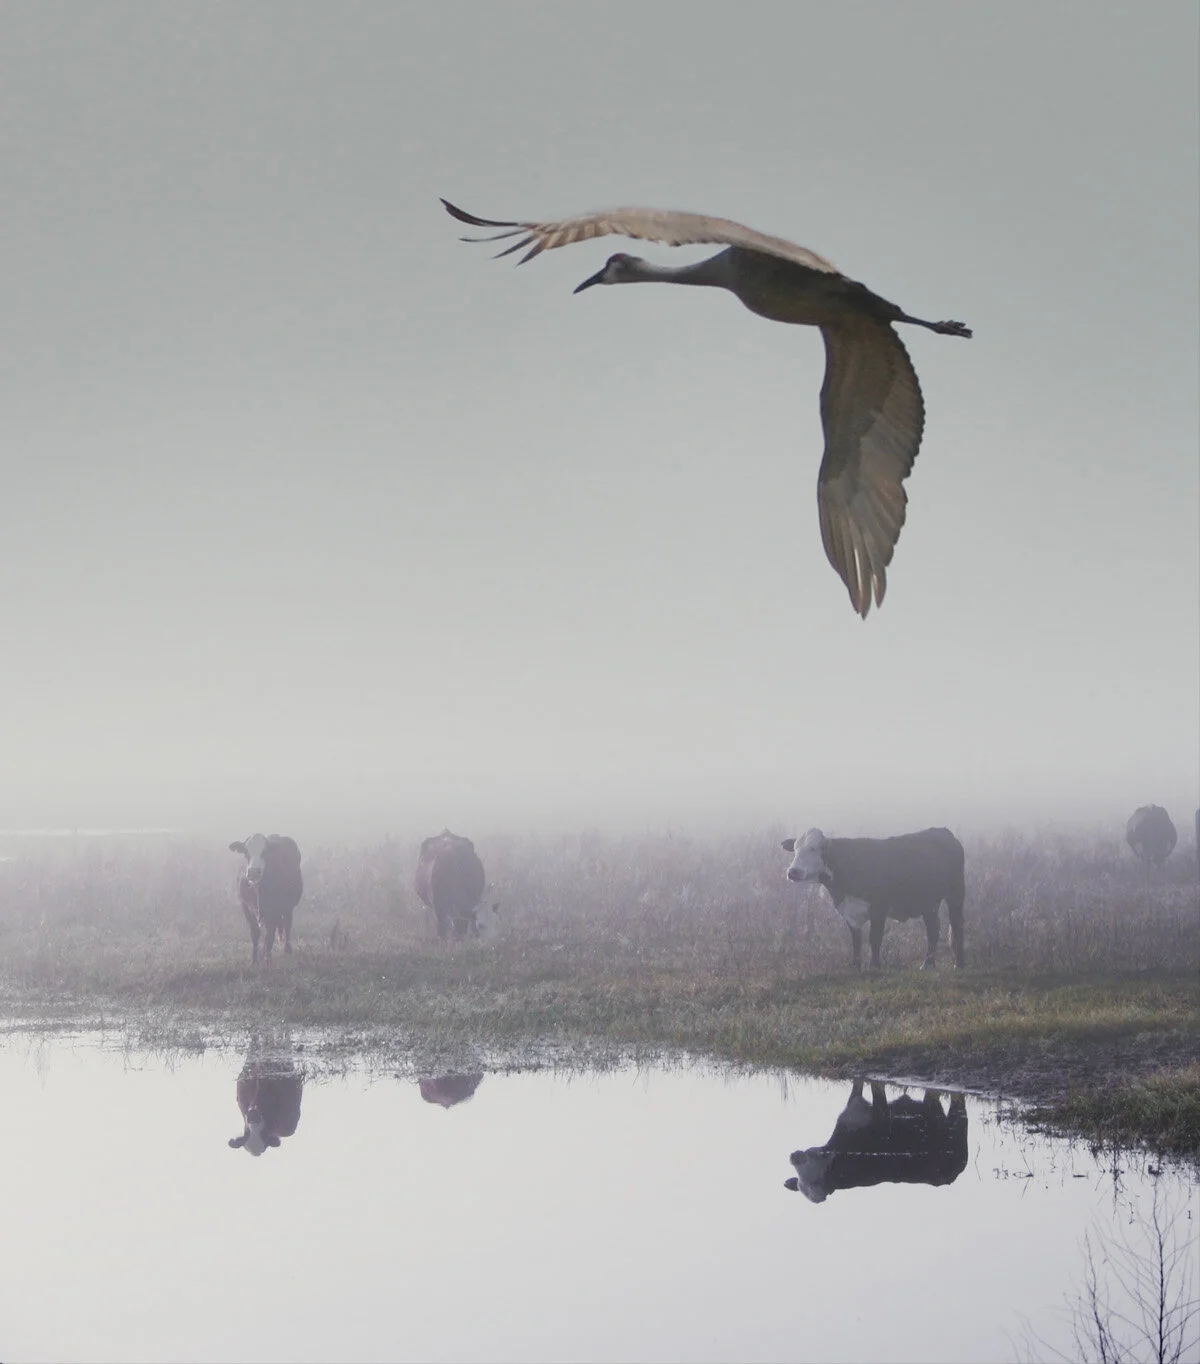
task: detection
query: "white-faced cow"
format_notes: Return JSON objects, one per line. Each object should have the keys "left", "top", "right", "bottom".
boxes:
{"left": 1125, "top": 805, "right": 1177, "bottom": 868}
{"left": 784, "top": 1080, "right": 968, "bottom": 1203}
{"left": 414, "top": 830, "right": 495, "bottom": 940}
{"left": 782, "top": 826, "right": 965, "bottom": 970}
{"left": 228, "top": 1055, "right": 305, "bottom": 1156}
{"left": 418, "top": 1073, "right": 484, "bottom": 1109}
{"left": 229, "top": 833, "right": 303, "bottom": 964}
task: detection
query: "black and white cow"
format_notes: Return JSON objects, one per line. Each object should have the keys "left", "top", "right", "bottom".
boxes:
{"left": 229, "top": 833, "right": 303, "bottom": 964}
{"left": 1124, "top": 805, "right": 1177, "bottom": 868}
{"left": 784, "top": 1080, "right": 968, "bottom": 1203}
{"left": 228, "top": 1055, "right": 305, "bottom": 1156}
{"left": 782, "top": 826, "right": 965, "bottom": 970}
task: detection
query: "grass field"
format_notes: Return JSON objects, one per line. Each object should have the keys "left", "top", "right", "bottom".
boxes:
{"left": 2, "top": 824, "right": 1197, "bottom": 1153}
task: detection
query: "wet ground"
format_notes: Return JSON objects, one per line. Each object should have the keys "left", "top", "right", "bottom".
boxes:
{"left": 3, "top": 1031, "right": 1197, "bottom": 1363}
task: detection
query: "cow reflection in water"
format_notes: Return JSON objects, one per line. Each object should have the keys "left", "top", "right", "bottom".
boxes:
{"left": 785, "top": 1080, "right": 968, "bottom": 1203}
{"left": 229, "top": 1052, "right": 305, "bottom": 1156}
{"left": 418, "top": 1074, "right": 484, "bottom": 1109}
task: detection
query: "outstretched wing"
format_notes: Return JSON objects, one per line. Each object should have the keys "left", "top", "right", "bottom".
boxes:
{"left": 816, "top": 319, "right": 925, "bottom": 618}
{"left": 442, "top": 199, "right": 840, "bottom": 275}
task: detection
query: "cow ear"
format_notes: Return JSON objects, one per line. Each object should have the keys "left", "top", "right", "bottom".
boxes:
{"left": 229, "top": 841, "right": 247, "bottom": 856}
{"left": 229, "top": 1135, "right": 246, "bottom": 1148}
{"left": 781, "top": 838, "right": 796, "bottom": 853}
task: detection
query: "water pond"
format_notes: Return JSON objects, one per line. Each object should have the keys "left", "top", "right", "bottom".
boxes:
{"left": 3, "top": 1032, "right": 1196, "bottom": 1363}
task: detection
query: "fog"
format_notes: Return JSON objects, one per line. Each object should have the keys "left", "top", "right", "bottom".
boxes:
{"left": 2, "top": 3, "right": 1197, "bottom": 841}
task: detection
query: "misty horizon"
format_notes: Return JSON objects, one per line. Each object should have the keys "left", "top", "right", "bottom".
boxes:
{"left": 2, "top": 4, "right": 1197, "bottom": 844}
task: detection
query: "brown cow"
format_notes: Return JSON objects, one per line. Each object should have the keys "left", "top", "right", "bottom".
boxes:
{"left": 414, "top": 830, "right": 494, "bottom": 940}
{"left": 1125, "top": 805, "right": 1177, "bottom": 868}
{"left": 418, "top": 1074, "right": 484, "bottom": 1109}
{"left": 229, "top": 833, "right": 303, "bottom": 964}
{"left": 784, "top": 1080, "right": 968, "bottom": 1203}
{"left": 228, "top": 1055, "right": 304, "bottom": 1156}
{"left": 782, "top": 827, "right": 965, "bottom": 970}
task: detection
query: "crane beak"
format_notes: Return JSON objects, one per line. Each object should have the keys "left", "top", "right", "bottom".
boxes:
{"left": 573, "top": 267, "right": 606, "bottom": 294}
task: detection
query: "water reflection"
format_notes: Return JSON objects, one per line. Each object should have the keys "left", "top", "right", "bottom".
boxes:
{"left": 785, "top": 1079, "right": 968, "bottom": 1202}
{"left": 229, "top": 1041, "right": 305, "bottom": 1156}
{"left": 418, "top": 1073, "right": 484, "bottom": 1109}
{"left": 3, "top": 1036, "right": 1196, "bottom": 1364}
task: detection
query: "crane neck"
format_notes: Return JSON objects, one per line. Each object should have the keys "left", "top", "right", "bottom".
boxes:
{"left": 625, "top": 250, "right": 734, "bottom": 289}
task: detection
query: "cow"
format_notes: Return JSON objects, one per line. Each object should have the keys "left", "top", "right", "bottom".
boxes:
{"left": 782, "top": 826, "right": 965, "bottom": 970}
{"left": 228, "top": 1055, "right": 305, "bottom": 1156}
{"left": 1125, "top": 805, "right": 1177, "bottom": 868}
{"left": 414, "top": 829, "right": 494, "bottom": 940}
{"left": 784, "top": 1080, "right": 968, "bottom": 1203}
{"left": 228, "top": 833, "right": 303, "bottom": 964}
{"left": 418, "top": 1073, "right": 484, "bottom": 1109}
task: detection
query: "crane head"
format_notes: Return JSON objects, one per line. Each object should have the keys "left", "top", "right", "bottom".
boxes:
{"left": 573, "top": 253, "right": 645, "bottom": 293}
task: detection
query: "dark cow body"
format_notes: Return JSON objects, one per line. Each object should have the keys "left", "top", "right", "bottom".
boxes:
{"left": 229, "top": 1056, "right": 304, "bottom": 1155}
{"left": 1125, "top": 805, "right": 1177, "bottom": 868}
{"left": 414, "top": 830, "right": 487, "bottom": 939}
{"left": 229, "top": 833, "right": 303, "bottom": 964}
{"left": 782, "top": 826, "right": 965, "bottom": 970}
{"left": 418, "top": 1074, "right": 484, "bottom": 1109}
{"left": 785, "top": 1080, "right": 968, "bottom": 1203}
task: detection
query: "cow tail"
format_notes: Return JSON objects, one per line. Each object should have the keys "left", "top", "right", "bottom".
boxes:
{"left": 947, "top": 847, "right": 966, "bottom": 967}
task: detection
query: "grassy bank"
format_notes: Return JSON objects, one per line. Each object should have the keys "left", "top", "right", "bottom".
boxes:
{"left": 2, "top": 825, "right": 1197, "bottom": 1152}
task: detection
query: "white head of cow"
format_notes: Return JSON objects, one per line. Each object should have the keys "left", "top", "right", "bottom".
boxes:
{"left": 473, "top": 902, "right": 501, "bottom": 944}
{"left": 781, "top": 829, "right": 829, "bottom": 884}
{"left": 229, "top": 833, "right": 271, "bottom": 885}
{"left": 231, "top": 1109, "right": 273, "bottom": 1157}
{"left": 784, "top": 1149, "right": 834, "bottom": 1202}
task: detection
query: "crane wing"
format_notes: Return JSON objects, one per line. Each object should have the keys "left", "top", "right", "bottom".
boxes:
{"left": 442, "top": 199, "right": 840, "bottom": 275}
{"left": 815, "top": 320, "right": 925, "bottom": 618}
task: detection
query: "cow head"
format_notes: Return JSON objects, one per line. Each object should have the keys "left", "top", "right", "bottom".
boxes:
{"left": 228, "top": 1108, "right": 279, "bottom": 1157}
{"left": 781, "top": 829, "right": 830, "bottom": 887}
{"left": 229, "top": 833, "right": 301, "bottom": 885}
{"left": 473, "top": 901, "right": 501, "bottom": 943}
{"left": 783, "top": 1149, "right": 834, "bottom": 1203}
{"left": 230, "top": 833, "right": 272, "bottom": 886}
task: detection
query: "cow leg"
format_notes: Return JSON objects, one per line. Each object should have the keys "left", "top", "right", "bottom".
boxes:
{"left": 868, "top": 916, "right": 886, "bottom": 970}
{"left": 946, "top": 887, "right": 966, "bottom": 969}
{"left": 435, "top": 909, "right": 451, "bottom": 941}
{"left": 921, "top": 909, "right": 939, "bottom": 969}
{"left": 261, "top": 918, "right": 276, "bottom": 964}
{"left": 849, "top": 926, "right": 863, "bottom": 971}
{"left": 242, "top": 904, "right": 261, "bottom": 965}
{"left": 282, "top": 904, "right": 294, "bottom": 953}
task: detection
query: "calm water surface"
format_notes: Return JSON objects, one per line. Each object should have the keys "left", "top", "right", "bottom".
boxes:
{"left": 2, "top": 1033, "right": 1196, "bottom": 1364}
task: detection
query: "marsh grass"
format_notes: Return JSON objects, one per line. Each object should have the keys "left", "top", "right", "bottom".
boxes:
{"left": 1, "top": 825, "right": 1197, "bottom": 1149}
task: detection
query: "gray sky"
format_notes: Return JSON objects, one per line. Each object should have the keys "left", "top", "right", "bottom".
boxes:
{"left": 2, "top": 2, "right": 1197, "bottom": 838}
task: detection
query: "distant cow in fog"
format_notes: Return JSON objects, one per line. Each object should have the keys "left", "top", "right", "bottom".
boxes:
{"left": 414, "top": 830, "right": 494, "bottom": 940}
{"left": 782, "top": 827, "right": 965, "bottom": 970}
{"left": 229, "top": 833, "right": 303, "bottom": 964}
{"left": 1125, "top": 805, "right": 1177, "bottom": 868}
{"left": 418, "top": 1074, "right": 484, "bottom": 1109}
{"left": 229, "top": 1056, "right": 304, "bottom": 1156}
{"left": 784, "top": 1080, "right": 968, "bottom": 1203}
